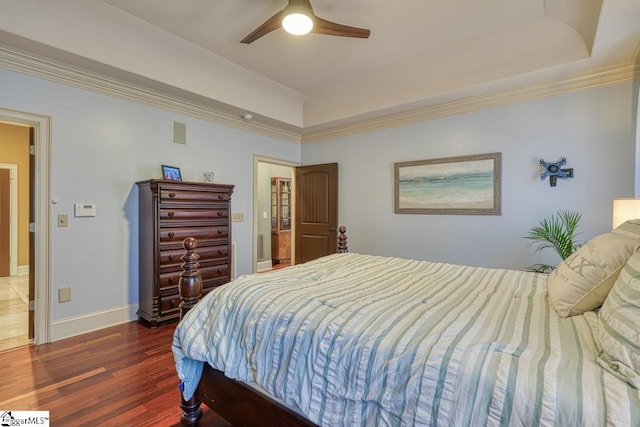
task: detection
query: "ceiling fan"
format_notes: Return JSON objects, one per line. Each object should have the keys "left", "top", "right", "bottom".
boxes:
{"left": 241, "top": 0, "right": 371, "bottom": 44}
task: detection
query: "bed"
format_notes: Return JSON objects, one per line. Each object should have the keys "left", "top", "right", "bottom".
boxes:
{"left": 172, "top": 223, "right": 640, "bottom": 426}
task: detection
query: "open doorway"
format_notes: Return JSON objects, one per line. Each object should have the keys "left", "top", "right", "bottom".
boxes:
{"left": 0, "top": 163, "right": 17, "bottom": 277}
{"left": 0, "top": 124, "right": 30, "bottom": 351}
{"left": 0, "top": 109, "right": 51, "bottom": 348}
{"left": 253, "top": 156, "right": 298, "bottom": 273}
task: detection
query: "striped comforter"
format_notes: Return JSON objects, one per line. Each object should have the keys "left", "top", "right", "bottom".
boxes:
{"left": 173, "top": 253, "right": 640, "bottom": 426}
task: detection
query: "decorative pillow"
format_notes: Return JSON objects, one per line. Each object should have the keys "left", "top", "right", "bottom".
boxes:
{"left": 597, "top": 249, "right": 640, "bottom": 388}
{"left": 612, "top": 219, "right": 640, "bottom": 239}
{"left": 547, "top": 232, "right": 640, "bottom": 317}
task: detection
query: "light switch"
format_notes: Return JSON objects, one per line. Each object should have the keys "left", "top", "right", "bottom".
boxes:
{"left": 57, "top": 214, "right": 68, "bottom": 227}
{"left": 231, "top": 213, "right": 244, "bottom": 222}
{"left": 75, "top": 203, "right": 96, "bottom": 217}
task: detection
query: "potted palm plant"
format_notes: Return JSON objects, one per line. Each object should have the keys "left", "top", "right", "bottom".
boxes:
{"left": 525, "top": 210, "right": 583, "bottom": 273}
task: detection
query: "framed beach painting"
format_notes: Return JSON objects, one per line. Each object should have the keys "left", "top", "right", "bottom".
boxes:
{"left": 394, "top": 152, "right": 501, "bottom": 215}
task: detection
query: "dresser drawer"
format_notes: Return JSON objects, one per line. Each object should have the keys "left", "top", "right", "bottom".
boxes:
{"left": 203, "top": 278, "right": 228, "bottom": 291}
{"left": 198, "top": 245, "right": 230, "bottom": 260}
{"left": 159, "top": 249, "right": 183, "bottom": 266}
{"left": 160, "top": 245, "right": 229, "bottom": 266}
{"left": 159, "top": 208, "right": 228, "bottom": 221}
{"left": 159, "top": 226, "right": 229, "bottom": 243}
{"left": 160, "top": 188, "right": 232, "bottom": 204}
{"left": 159, "top": 272, "right": 181, "bottom": 288}
{"left": 160, "top": 282, "right": 222, "bottom": 315}
{"left": 200, "top": 263, "right": 230, "bottom": 280}
{"left": 159, "top": 263, "right": 230, "bottom": 289}
{"left": 160, "top": 294, "right": 181, "bottom": 314}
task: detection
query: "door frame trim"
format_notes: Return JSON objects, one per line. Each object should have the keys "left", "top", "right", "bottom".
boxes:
{"left": 0, "top": 108, "right": 51, "bottom": 344}
{"left": 253, "top": 155, "right": 300, "bottom": 273}
{"left": 0, "top": 163, "right": 18, "bottom": 276}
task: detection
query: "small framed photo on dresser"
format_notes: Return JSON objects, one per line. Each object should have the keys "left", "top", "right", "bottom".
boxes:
{"left": 161, "top": 165, "right": 182, "bottom": 181}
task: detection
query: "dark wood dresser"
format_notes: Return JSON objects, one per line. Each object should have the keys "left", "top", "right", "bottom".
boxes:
{"left": 137, "top": 179, "right": 234, "bottom": 327}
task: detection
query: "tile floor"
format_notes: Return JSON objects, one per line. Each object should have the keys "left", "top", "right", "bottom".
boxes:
{"left": 0, "top": 274, "right": 30, "bottom": 352}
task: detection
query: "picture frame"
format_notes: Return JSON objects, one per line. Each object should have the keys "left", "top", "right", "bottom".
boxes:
{"left": 161, "top": 165, "right": 182, "bottom": 181}
{"left": 394, "top": 152, "right": 501, "bottom": 215}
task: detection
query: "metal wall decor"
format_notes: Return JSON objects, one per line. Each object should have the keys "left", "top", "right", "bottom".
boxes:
{"left": 540, "top": 157, "right": 573, "bottom": 187}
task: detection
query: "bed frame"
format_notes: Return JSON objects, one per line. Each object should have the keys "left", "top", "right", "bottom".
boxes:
{"left": 177, "top": 227, "right": 349, "bottom": 426}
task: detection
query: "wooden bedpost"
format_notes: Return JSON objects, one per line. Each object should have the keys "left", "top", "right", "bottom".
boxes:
{"left": 337, "top": 226, "right": 348, "bottom": 253}
{"left": 178, "top": 237, "right": 203, "bottom": 426}
{"left": 178, "top": 237, "right": 202, "bottom": 318}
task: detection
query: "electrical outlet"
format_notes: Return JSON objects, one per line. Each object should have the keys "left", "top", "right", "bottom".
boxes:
{"left": 231, "top": 213, "right": 244, "bottom": 222}
{"left": 202, "top": 171, "right": 214, "bottom": 183}
{"left": 58, "top": 287, "right": 71, "bottom": 302}
{"left": 58, "top": 214, "right": 68, "bottom": 227}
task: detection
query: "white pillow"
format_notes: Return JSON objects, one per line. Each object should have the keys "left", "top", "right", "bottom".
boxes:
{"left": 598, "top": 249, "right": 640, "bottom": 388}
{"left": 547, "top": 232, "right": 640, "bottom": 317}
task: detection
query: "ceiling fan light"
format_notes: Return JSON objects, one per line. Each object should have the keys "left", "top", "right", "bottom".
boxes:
{"left": 282, "top": 13, "right": 313, "bottom": 35}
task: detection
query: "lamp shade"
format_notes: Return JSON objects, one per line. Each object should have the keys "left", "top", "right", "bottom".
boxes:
{"left": 612, "top": 198, "right": 640, "bottom": 229}
{"left": 282, "top": 12, "right": 313, "bottom": 35}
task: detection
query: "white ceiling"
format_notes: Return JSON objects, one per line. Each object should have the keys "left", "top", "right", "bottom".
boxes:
{"left": 104, "top": 0, "right": 578, "bottom": 95}
{"left": 0, "top": 0, "right": 639, "bottom": 140}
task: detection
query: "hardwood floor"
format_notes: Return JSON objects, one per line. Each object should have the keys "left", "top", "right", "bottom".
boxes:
{"left": 270, "top": 261, "right": 291, "bottom": 271}
{"left": 0, "top": 321, "right": 232, "bottom": 427}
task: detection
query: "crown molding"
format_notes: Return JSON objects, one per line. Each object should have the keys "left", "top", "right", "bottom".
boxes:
{"left": 302, "top": 61, "right": 640, "bottom": 143}
{"left": 0, "top": 44, "right": 302, "bottom": 144}
{"left": 0, "top": 42, "right": 637, "bottom": 146}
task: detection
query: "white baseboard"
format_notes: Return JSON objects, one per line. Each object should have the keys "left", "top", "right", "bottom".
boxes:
{"left": 18, "top": 265, "right": 29, "bottom": 275}
{"left": 50, "top": 304, "right": 138, "bottom": 342}
{"left": 257, "top": 260, "right": 273, "bottom": 272}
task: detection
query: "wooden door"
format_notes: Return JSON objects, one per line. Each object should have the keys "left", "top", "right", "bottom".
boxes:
{"left": 0, "top": 168, "right": 9, "bottom": 277}
{"left": 294, "top": 163, "right": 338, "bottom": 264}
{"left": 28, "top": 127, "right": 35, "bottom": 339}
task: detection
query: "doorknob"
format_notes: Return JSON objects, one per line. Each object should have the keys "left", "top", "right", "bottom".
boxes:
{"left": 329, "top": 227, "right": 336, "bottom": 232}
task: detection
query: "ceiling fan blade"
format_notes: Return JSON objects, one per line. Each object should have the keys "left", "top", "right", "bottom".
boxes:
{"left": 241, "top": 10, "right": 285, "bottom": 44}
{"left": 312, "top": 16, "right": 370, "bottom": 39}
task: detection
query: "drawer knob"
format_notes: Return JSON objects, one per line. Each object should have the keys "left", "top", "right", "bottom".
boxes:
{"left": 168, "top": 211, "right": 175, "bottom": 217}
{"left": 217, "top": 229, "right": 223, "bottom": 235}
{"left": 218, "top": 195, "right": 224, "bottom": 199}
{"left": 169, "top": 255, "right": 175, "bottom": 261}
{"left": 168, "top": 232, "right": 175, "bottom": 238}
{"left": 169, "top": 192, "right": 176, "bottom": 198}
{"left": 217, "top": 211, "right": 223, "bottom": 216}
{"left": 171, "top": 299, "right": 178, "bottom": 307}
{"left": 218, "top": 268, "right": 223, "bottom": 273}
{"left": 169, "top": 277, "right": 174, "bottom": 284}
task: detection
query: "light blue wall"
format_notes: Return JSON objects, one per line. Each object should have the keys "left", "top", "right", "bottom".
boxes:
{"left": 1, "top": 64, "right": 637, "bottom": 331}
{"left": 0, "top": 67, "right": 301, "bottom": 323}
{"left": 302, "top": 81, "right": 639, "bottom": 269}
